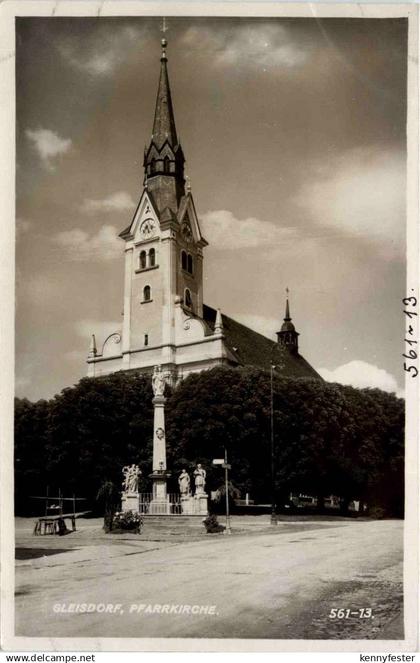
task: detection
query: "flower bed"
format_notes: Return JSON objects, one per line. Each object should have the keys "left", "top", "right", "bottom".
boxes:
{"left": 110, "top": 510, "right": 144, "bottom": 534}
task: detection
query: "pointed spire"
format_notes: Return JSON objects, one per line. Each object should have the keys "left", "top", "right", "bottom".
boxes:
{"left": 214, "top": 308, "right": 224, "bottom": 334}
{"left": 144, "top": 33, "right": 185, "bottom": 213}
{"left": 151, "top": 37, "right": 177, "bottom": 149}
{"left": 284, "top": 298, "right": 291, "bottom": 321}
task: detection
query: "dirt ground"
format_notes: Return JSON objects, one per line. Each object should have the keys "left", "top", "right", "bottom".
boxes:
{"left": 14, "top": 516, "right": 403, "bottom": 641}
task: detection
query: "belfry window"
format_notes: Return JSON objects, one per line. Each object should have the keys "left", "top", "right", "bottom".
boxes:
{"left": 149, "top": 248, "right": 156, "bottom": 267}
{"left": 181, "top": 250, "right": 187, "bottom": 271}
{"left": 143, "top": 285, "right": 151, "bottom": 302}
{"left": 150, "top": 159, "right": 156, "bottom": 174}
{"left": 140, "top": 251, "right": 147, "bottom": 269}
{"left": 144, "top": 334, "right": 149, "bottom": 346}
{"left": 163, "top": 156, "right": 170, "bottom": 173}
{"left": 187, "top": 254, "right": 193, "bottom": 274}
{"left": 185, "top": 288, "right": 192, "bottom": 309}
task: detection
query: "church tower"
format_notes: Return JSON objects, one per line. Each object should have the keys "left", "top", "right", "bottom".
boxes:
{"left": 91, "top": 35, "right": 219, "bottom": 381}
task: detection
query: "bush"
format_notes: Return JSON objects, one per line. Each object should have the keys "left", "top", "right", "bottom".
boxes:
{"left": 111, "top": 510, "right": 143, "bottom": 533}
{"left": 203, "top": 514, "right": 225, "bottom": 533}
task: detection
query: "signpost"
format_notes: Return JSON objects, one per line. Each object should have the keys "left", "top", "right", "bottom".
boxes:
{"left": 212, "top": 451, "right": 232, "bottom": 535}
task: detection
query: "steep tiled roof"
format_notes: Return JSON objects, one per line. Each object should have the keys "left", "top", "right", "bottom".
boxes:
{"left": 203, "top": 305, "right": 322, "bottom": 380}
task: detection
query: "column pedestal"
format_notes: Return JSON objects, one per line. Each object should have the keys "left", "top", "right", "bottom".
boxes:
{"left": 121, "top": 491, "right": 139, "bottom": 514}
{"left": 149, "top": 471, "right": 171, "bottom": 514}
{"left": 180, "top": 493, "right": 208, "bottom": 516}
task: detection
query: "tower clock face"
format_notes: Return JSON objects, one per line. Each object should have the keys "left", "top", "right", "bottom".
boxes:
{"left": 181, "top": 222, "right": 193, "bottom": 243}
{"left": 140, "top": 218, "right": 156, "bottom": 238}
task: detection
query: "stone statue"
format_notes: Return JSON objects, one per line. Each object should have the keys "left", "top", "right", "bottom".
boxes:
{"left": 152, "top": 365, "right": 166, "bottom": 397}
{"left": 178, "top": 469, "right": 191, "bottom": 496}
{"left": 122, "top": 464, "right": 141, "bottom": 493}
{"left": 194, "top": 464, "right": 206, "bottom": 494}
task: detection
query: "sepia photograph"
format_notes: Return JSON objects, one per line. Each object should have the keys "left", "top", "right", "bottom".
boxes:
{"left": 1, "top": 1, "right": 418, "bottom": 653}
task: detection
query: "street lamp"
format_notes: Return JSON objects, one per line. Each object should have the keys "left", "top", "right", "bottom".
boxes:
{"left": 270, "top": 362, "right": 277, "bottom": 526}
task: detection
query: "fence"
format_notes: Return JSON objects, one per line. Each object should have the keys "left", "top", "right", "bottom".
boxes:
{"left": 139, "top": 493, "right": 182, "bottom": 515}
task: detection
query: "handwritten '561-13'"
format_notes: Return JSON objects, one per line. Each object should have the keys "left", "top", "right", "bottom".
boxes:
{"left": 403, "top": 295, "right": 418, "bottom": 378}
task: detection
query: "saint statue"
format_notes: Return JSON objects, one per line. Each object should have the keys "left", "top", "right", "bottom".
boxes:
{"left": 122, "top": 464, "right": 141, "bottom": 493}
{"left": 152, "top": 365, "right": 166, "bottom": 397}
{"left": 178, "top": 469, "right": 191, "bottom": 496}
{"left": 193, "top": 464, "right": 206, "bottom": 494}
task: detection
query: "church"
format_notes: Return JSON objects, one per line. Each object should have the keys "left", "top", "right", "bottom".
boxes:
{"left": 86, "top": 36, "right": 320, "bottom": 385}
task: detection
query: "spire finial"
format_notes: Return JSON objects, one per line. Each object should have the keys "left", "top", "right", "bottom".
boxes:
{"left": 161, "top": 18, "right": 168, "bottom": 60}
{"left": 89, "top": 334, "right": 97, "bottom": 358}
{"left": 284, "top": 288, "right": 291, "bottom": 321}
{"left": 215, "top": 308, "right": 224, "bottom": 334}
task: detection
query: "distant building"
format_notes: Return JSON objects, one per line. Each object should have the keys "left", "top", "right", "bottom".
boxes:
{"left": 87, "top": 37, "right": 320, "bottom": 384}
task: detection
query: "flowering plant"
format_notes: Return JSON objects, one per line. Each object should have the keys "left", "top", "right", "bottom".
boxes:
{"left": 112, "top": 510, "right": 143, "bottom": 532}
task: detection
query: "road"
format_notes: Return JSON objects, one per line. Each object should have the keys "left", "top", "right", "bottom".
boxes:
{"left": 15, "top": 519, "right": 403, "bottom": 640}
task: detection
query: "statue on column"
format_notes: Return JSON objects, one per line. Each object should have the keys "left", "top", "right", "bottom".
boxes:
{"left": 152, "top": 365, "right": 166, "bottom": 397}
{"left": 178, "top": 469, "right": 191, "bottom": 496}
{"left": 122, "top": 464, "right": 141, "bottom": 493}
{"left": 194, "top": 464, "right": 206, "bottom": 495}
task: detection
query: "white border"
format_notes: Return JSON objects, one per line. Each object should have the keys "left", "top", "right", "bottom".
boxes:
{"left": 0, "top": 1, "right": 418, "bottom": 653}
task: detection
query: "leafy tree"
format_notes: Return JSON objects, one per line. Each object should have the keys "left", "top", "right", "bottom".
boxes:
{"left": 14, "top": 366, "right": 404, "bottom": 517}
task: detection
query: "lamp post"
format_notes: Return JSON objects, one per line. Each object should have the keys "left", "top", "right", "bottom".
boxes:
{"left": 224, "top": 447, "right": 232, "bottom": 535}
{"left": 270, "top": 363, "right": 277, "bottom": 525}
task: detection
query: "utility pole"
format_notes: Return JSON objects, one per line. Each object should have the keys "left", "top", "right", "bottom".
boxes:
{"left": 270, "top": 363, "right": 277, "bottom": 525}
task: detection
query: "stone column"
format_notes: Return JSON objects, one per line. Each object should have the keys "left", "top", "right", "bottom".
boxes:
{"left": 149, "top": 366, "right": 171, "bottom": 514}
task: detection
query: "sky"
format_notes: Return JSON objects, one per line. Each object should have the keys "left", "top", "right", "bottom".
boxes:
{"left": 15, "top": 16, "right": 408, "bottom": 401}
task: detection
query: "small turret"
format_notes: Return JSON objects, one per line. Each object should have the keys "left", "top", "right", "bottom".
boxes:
{"left": 277, "top": 290, "right": 299, "bottom": 353}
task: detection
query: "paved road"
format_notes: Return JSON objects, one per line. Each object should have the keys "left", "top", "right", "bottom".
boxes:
{"left": 15, "top": 519, "right": 403, "bottom": 640}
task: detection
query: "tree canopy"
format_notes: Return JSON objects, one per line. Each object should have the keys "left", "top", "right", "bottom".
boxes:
{"left": 14, "top": 367, "right": 404, "bottom": 516}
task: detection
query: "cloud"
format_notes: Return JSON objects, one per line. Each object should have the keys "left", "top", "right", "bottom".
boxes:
{"left": 75, "top": 319, "right": 121, "bottom": 346}
{"left": 294, "top": 147, "right": 406, "bottom": 259}
{"left": 58, "top": 25, "right": 145, "bottom": 76}
{"left": 200, "top": 209, "right": 299, "bottom": 250}
{"left": 182, "top": 23, "right": 310, "bottom": 69}
{"left": 25, "top": 128, "right": 72, "bottom": 169}
{"left": 80, "top": 191, "right": 135, "bottom": 214}
{"left": 318, "top": 360, "right": 403, "bottom": 397}
{"left": 52, "top": 225, "right": 121, "bottom": 261}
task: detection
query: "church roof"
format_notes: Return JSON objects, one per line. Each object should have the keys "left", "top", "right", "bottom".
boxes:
{"left": 203, "top": 305, "right": 322, "bottom": 380}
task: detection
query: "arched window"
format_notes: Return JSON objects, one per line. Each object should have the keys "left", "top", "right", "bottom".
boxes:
{"left": 163, "top": 156, "right": 170, "bottom": 173}
{"left": 140, "top": 250, "right": 147, "bottom": 269}
{"left": 144, "top": 334, "right": 149, "bottom": 346}
{"left": 150, "top": 159, "right": 156, "bottom": 174}
{"left": 149, "top": 248, "right": 155, "bottom": 267}
{"left": 185, "top": 288, "right": 192, "bottom": 309}
{"left": 143, "top": 285, "right": 151, "bottom": 302}
{"left": 181, "top": 250, "right": 187, "bottom": 271}
{"left": 187, "top": 254, "right": 193, "bottom": 274}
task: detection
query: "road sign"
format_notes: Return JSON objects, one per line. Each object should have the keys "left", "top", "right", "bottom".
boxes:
{"left": 212, "top": 459, "right": 224, "bottom": 465}
{"left": 222, "top": 463, "right": 231, "bottom": 469}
